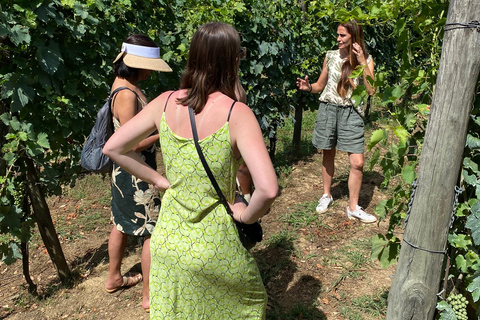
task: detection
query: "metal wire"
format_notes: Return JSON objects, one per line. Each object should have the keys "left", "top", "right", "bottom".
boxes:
{"left": 402, "top": 181, "right": 463, "bottom": 254}
{"left": 444, "top": 20, "right": 480, "bottom": 32}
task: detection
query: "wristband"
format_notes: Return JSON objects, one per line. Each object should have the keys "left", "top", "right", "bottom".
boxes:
{"left": 308, "top": 84, "right": 312, "bottom": 93}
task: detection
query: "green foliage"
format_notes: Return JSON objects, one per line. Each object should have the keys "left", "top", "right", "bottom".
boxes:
{"left": 360, "top": 0, "right": 480, "bottom": 314}
{"left": 0, "top": 0, "right": 181, "bottom": 265}
{"left": 4, "top": 3, "right": 478, "bottom": 312}
{"left": 362, "top": 0, "right": 448, "bottom": 277}
{"left": 436, "top": 300, "right": 457, "bottom": 320}
{"left": 437, "top": 293, "right": 470, "bottom": 320}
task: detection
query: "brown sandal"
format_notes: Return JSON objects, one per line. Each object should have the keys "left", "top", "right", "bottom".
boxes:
{"left": 105, "top": 274, "right": 143, "bottom": 293}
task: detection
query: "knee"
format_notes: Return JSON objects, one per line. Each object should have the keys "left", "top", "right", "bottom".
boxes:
{"left": 350, "top": 158, "right": 364, "bottom": 171}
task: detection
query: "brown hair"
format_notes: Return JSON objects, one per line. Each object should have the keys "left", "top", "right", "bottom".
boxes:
{"left": 337, "top": 20, "right": 368, "bottom": 98}
{"left": 178, "top": 22, "right": 241, "bottom": 113}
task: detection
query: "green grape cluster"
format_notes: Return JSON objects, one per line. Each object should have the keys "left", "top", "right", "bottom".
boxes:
{"left": 446, "top": 293, "right": 468, "bottom": 320}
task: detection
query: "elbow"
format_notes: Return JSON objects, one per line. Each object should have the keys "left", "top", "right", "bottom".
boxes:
{"left": 259, "top": 183, "right": 279, "bottom": 203}
{"left": 268, "top": 184, "right": 279, "bottom": 201}
{"left": 102, "top": 142, "right": 114, "bottom": 158}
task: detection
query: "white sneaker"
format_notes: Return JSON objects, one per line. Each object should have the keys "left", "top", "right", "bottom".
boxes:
{"left": 346, "top": 205, "right": 377, "bottom": 223}
{"left": 316, "top": 194, "right": 333, "bottom": 213}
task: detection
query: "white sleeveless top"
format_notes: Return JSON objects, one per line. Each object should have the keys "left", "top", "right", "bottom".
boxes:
{"left": 318, "top": 49, "right": 371, "bottom": 115}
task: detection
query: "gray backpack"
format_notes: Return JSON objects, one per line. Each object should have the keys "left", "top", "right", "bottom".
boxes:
{"left": 80, "top": 87, "right": 138, "bottom": 173}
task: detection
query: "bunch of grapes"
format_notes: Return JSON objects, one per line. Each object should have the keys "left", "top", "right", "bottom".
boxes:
{"left": 446, "top": 292, "right": 468, "bottom": 320}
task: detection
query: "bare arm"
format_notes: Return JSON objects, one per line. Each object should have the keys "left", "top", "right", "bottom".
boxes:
{"left": 296, "top": 56, "right": 328, "bottom": 94}
{"left": 352, "top": 43, "right": 375, "bottom": 95}
{"left": 362, "top": 57, "right": 375, "bottom": 95}
{"left": 103, "top": 92, "right": 172, "bottom": 191}
{"left": 228, "top": 103, "right": 278, "bottom": 224}
{"left": 113, "top": 89, "right": 159, "bottom": 152}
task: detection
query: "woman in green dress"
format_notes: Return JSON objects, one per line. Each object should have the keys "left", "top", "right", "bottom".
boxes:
{"left": 104, "top": 22, "right": 278, "bottom": 319}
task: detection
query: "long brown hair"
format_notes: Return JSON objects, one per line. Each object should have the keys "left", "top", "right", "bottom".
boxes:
{"left": 337, "top": 20, "right": 368, "bottom": 98}
{"left": 178, "top": 22, "right": 241, "bottom": 113}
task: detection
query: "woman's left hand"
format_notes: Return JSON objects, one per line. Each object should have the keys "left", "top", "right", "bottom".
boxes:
{"left": 229, "top": 194, "right": 247, "bottom": 223}
{"left": 352, "top": 42, "right": 366, "bottom": 65}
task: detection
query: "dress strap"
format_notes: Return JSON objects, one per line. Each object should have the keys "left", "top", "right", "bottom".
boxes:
{"left": 164, "top": 91, "right": 176, "bottom": 112}
{"left": 227, "top": 101, "right": 236, "bottom": 122}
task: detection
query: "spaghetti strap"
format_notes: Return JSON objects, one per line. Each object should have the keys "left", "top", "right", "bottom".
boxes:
{"left": 164, "top": 91, "right": 175, "bottom": 112}
{"left": 227, "top": 101, "right": 236, "bottom": 122}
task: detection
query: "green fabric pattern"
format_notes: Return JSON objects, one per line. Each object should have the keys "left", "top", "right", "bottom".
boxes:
{"left": 150, "top": 113, "right": 267, "bottom": 319}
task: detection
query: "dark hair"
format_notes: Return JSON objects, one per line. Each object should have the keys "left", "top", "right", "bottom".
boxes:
{"left": 114, "top": 34, "right": 158, "bottom": 81}
{"left": 337, "top": 20, "right": 368, "bottom": 98}
{"left": 178, "top": 22, "right": 241, "bottom": 113}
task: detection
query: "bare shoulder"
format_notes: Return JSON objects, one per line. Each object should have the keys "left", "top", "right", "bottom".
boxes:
{"left": 228, "top": 101, "right": 262, "bottom": 138}
{"left": 229, "top": 102, "right": 256, "bottom": 122}
{"left": 146, "top": 90, "right": 176, "bottom": 110}
{"left": 113, "top": 88, "right": 137, "bottom": 102}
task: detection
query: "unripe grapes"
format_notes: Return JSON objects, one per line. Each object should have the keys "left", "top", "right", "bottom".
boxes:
{"left": 446, "top": 293, "right": 468, "bottom": 320}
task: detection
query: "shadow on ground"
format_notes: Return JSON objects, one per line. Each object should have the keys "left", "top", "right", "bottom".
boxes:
{"left": 254, "top": 239, "right": 327, "bottom": 320}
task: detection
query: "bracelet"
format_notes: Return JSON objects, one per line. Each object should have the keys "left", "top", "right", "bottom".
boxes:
{"left": 308, "top": 84, "right": 312, "bottom": 93}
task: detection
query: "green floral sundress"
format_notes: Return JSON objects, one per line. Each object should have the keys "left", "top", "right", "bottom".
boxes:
{"left": 150, "top": 108, "right": 267, "bottom": 319}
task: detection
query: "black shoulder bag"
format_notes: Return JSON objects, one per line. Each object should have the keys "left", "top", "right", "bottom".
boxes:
{"left": 188, "top": 106, "right": 262, "bottom": 250}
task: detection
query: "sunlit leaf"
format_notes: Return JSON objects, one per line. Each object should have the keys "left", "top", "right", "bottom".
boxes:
{"left": 393, "top": 126, "right": 409, "bottom": 144}
{"left": 9, "top": 25, "right": 31, "bottom": 45}
{"left": 466, "top": 134, "right": 480, "bottom": 149}
{"left": 468, "top": 269, "right": 480, "bottom": 302}
{"left": 466, "top": 205, "right": 480, "bottom": 245}
{"left": 368, "top": 129, "right": 386, "bottom": 150}
{"left": 37, "top": 133, "right": 50, "bottom": 149}
{"left": 436, "top": 301, "right": 456, "bottom": 320}
{"left": 36, "top": 41, "right": 62, "bottom": 75}
{"left": 401, "top": 165, "right": 415, "bottom": 184}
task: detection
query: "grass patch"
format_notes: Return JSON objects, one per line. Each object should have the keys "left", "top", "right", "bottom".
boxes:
{"left": 350, "top": 288, "right": 388, "bottom": 318}
{"left": 339, "top": 306, "right": 363, "bottom": 320}
{"left": 338, "top": 239, "right": 373, "bottom": 269}
{"left": 338, "top": 288, "right": 388, "bottom": 319}
{"left": 273, "top": 110, "right": 318, "bottom": 186}
{"left": 265, "top": 229, "right": 297, "bottom": 250}
{"left": 322, "top": 239, "right": 375, "bottom": 294}
{"left": 281, "top": 201, "right": 326, "bottom": 230}
{"left": 66, "top": 174, "right": 111, "bottom": 205}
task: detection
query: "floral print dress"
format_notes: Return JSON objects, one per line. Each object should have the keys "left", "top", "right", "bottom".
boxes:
{"left": 110, "top": 98, "right": 160, "bottom": 236}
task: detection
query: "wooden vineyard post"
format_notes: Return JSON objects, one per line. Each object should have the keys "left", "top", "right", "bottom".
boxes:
{"left": 386, "top": 0, "right": 480, "bottom": 319}
{"left": 24, "top": 156, "right": 72, "bottom": 284}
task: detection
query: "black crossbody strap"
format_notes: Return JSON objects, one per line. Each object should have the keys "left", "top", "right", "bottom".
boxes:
{"left": 188, "top": 107, "right": 233, "bottom": 216}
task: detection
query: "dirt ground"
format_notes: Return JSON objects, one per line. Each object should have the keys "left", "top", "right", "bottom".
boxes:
{"left": 0, "top": 149, "right": 396, "bottom": 320}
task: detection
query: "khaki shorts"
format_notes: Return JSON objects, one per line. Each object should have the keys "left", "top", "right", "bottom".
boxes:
{"left": 312, "top": 102, "right": 364, "bottom": 154}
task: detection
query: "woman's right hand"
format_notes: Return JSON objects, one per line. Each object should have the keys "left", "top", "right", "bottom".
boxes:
{"left": 296, "top": 75, "right": 311, "bottom": 92}
{"left": 153, "top": 176, "right": 171, "bottom": 192}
